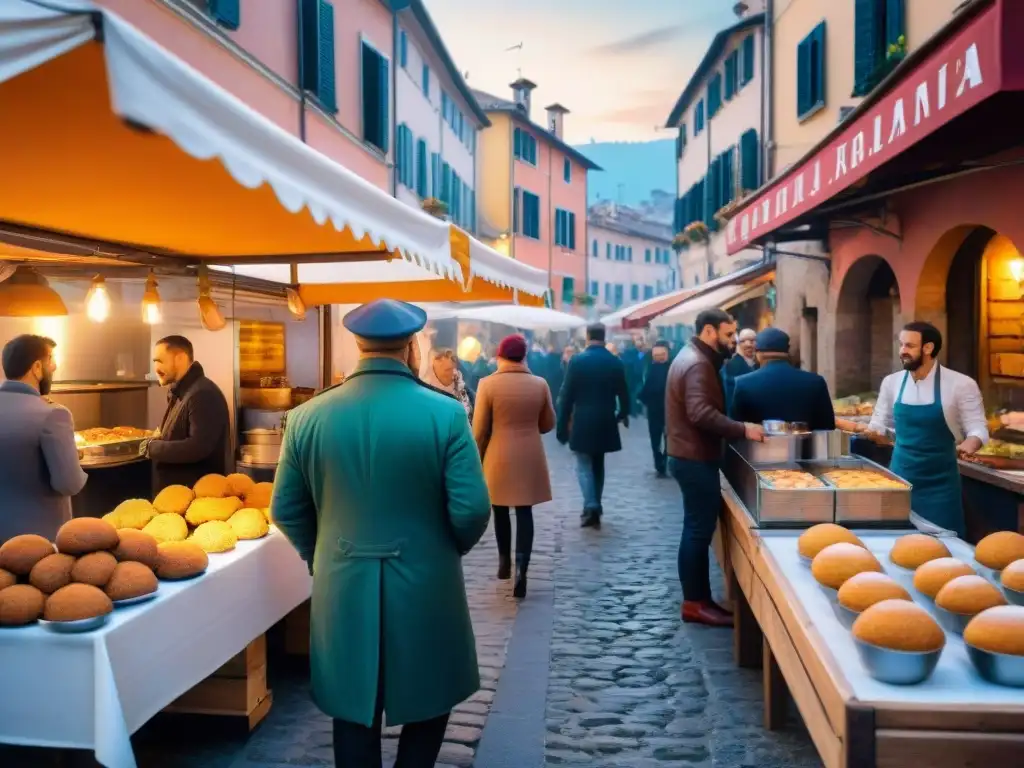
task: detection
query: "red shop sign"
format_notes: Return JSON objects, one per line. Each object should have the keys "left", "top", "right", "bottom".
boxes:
{"left": 726, "top": 4, "right": 1002, "bottom": 255}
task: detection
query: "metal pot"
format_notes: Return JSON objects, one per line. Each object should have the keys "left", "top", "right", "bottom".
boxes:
{"left": 243, "top": 428, "right": 283, "bottom": 446}
{"left": 808, "top": 429, "right": 851, "bottom": 460}
{"left": 240, "top": 442, "right": 281, "bottom": 465}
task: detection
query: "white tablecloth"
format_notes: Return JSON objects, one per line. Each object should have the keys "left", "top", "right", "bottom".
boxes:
{"left": 0, "top": 529, "right": 311, "bottom": 768}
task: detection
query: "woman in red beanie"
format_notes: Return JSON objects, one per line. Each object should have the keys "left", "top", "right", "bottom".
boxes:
{"left": 472, "top": 334, "right": 555, "bottom": 597}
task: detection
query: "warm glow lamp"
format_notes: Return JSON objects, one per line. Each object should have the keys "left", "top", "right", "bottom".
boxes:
{"left": 286, "top": 286, "right": 307, "bottom": 321}
{"left": 458, "top": 335, "right": 482, "bottom": 363}
{"left": 141, "top": 271, "right": 162, "bottom": 325}
{"left": 84, "top": 275, "right": 111, "bottom": 322}
{"left": 196, "top": 265, "right": 226, "bottom": 331}
{"left": 1010, "top": 258, "right": 1024, "bottom": 285}
{"left": 0, "top": 267, "right": 67, "bottom": 317}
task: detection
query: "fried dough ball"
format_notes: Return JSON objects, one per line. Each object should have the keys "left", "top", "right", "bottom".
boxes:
{"left": 71, "top": 551, "right": 118, "bottom": 588}
{"left": 935, "top": 575, "right": 1007, "bottom": 615}
{"left": 262, "top": 507, "right": 272, "bottom": 524}
{"left": 811, "top": 542, "right": 883, "bottom": 590}
{"left": 142, "top": 513, "right": 189, "bottom": 544}
{"left": 889, "top": 534, "right": 950, "bottom": 570}
{"left": 798, "top": 524, "right": 864, "bottom": 560}
{"left": 28, "top": 553, "right": 76, "bottom": 594}
{"left": 193, "top": 474, "right": 229, "bottom": 499}
{"left": 225, "top": 473, "right": 255, "bottom": 499}
{"left": 153, "top": 484, "right": 195, "bottom": 515}
{"left": 975, "top": 531, "right": 1024, "bottom": 571}
{"left": 106, "top": 499, "right": 157, "bottom": 531}
{"left": 0, "top": 568, "right": 15, "bottom": 591}
{"left": 190, "top": 521, "right": 238, "bottom": 553}
{"left": 852, "top": 599, "right": 945, "bottom": 653}
{"left": 244, "top": 482, "right": 273, "bottom": 509}
{"left": 155, "top": 541, "right": 209, "bottom": 580}
{"left": 0, "top": 534, "right": 56, "bottom": 576}
{"left": 56, "top": 518, "right": 119, "bottom": 556}
{"left": 44, "top": 583, "right": 113, "bottom": 622}
{"left": 101, "top": 512, "right": 121, "bottom": 529}
{"left": 105, "top": 561, "right": 158, "bottom": 601}
{"left": 112, "top": 529, "right": 160, "bottom": 570}
{"left": 229, "top": 508, "right": 269, "bottom": 540}
{"left": 0, "top": 584, "right": 46, "bottom": 626}
{"left": 963, "top": 605, "right": 1024, "bottom": 656}
{"left": 913, "top": 557, "right": 976, "bottom": 599}
{"left": 185, "top": 496, "right": 243, "bottom": 526}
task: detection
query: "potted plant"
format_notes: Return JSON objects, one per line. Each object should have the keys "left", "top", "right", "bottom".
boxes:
{"left": 573, "top": 293, "right": 595, "bottom": 307}
{"left": 672, "top": 232, "right": 691, "bottom": 253}
{"left": 421, "top": 197, "right": 448, "bottom": 219}
{"left": 683, "top": 221, "right": 709, "bottom": 243}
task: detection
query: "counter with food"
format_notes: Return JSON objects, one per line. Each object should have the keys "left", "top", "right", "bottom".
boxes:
{"left": 716, "top": 482, "right": 1024, "bottom": 768}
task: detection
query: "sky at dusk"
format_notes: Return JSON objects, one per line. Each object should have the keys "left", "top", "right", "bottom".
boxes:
{"left": 423, "top": 0, "right": 739, "bottom": 145}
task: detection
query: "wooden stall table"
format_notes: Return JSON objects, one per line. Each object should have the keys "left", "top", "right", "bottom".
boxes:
{"left": 716, "top": 477, "right": 1024, "bottom": 768}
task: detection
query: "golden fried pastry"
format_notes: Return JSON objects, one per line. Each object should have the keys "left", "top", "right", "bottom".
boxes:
{"left": 56, "top": 518, "right": 119, "bottom": 556}
{"left": 853, "top": 599, "right": 945, "bottom": 652}
{"left": 153, "top": 484, "right": 195, "bottom": 515}
{"left": 963, "top": 605, "right": 1024, "bottom": 656}
{"left": 142, "top": 513, "right": 189, "bottom": 544}
{"left": 190, "top": 521, "right": 238, "bottom": 553}
{"left": 890, "top": 533, "right": 950, "bottom": 570}
{"left": 1002, "top": 559, "right": 1024, "bottom": 592}
{"left": 155, "top": 541, "right": 209, "bottom": 580}
{"left": 0, "top": 584, "right": 46, "bottom": 626}
{"left": 935, "top": 575, "right": 1007, "bottom": 615}
{"left": 112, "top": 530, "right": 160, "bottom": 570}
{"left": 28, "top": 553, "right": 76, "bottom": 594}
{"left": 822, "top": 470, "right": 906, "bottom": 489}
{"left": 975, "top": 531, "right": 1024, "bottom": 571}
{"left": 0, "top": 534, "right": 55, "bottom": 576}
{"left": 193, "top": 474, "right": 229, "bottom": 499}
{"left": 228, "top": 508, "right": 269, "bottom": 540}
{"left": 759, "top": 470, "right": 825, "bottom": 489}
{"left": 244, "top": 482, "right": 274, "bottom": 510}
{"left": 225, "top": 473, "right": 256, "bottom": 499}
{"left": 70, "top": 551, "right": 118, "bottom": 588}
{"left": 106, "top": 499, "right": 157, "bottom": 531}
{"left": 0, "top": 568, "right": 15, "bottom": 591}
{"left": 812, "top": 542, "right": 883, "bottom": 590}
{"left": 185, "top": 496, "right": 243, "bottom": 526}
{"left": 913, "top": 557, "right": 976, "bottom": 599}
{"left": 43, "top": 583, "right": 113, "bottom": 622}
{"left": 798, "top": 524, "right": 864, "bottom": 560}
{"left": 838, "top": 572, "right": 911, "bottom": 613}
{"left": 105, "top": 562, "right": 158, "bottom": 601}
{"left": 262, "top": 507, "right": 272, "bottom": 524}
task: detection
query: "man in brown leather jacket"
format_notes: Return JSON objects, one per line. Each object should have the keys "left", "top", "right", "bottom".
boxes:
{"left": 666, "top": 308, "right": 764, "bottom": 627}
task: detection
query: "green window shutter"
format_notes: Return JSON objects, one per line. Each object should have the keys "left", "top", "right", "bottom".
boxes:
{"left": 885, "top": 0, "right": 904, "bottom": 47}
{"left": 853, "top": 0, "right": 882, "bottom": 96}
{"left": 377, "top": 52, "right": 389, "bottom": 153}
{"left": 470, "top": 189, "right": 476, "bottom": 233}
{"left": 564, "top": 158, "right": 571, "bottom": 183}
{"left": 562, "top": 277, "right": 575, "bottom": 305}
{"left": 513, "top": 186, "right": 521, "bottom": 233}
{"left": 422, "top": 64, "right": 430, "bottom": 97}
{"left": 645, "top": 248, "right": 651, "bottom": 263}
{"left": 317, "top": 1, "right": 336, "bottom": 113}
{"left": 442, "top": 162, "right": 451, "bottom": 204}
{"left": 209, "top": 0, "right": 240, "bottom": 30}
{"left": 797, "top": 36, "right": 811, "bottom": 117}
{"left": 399, "top": 30, "right": 408, "bottom": 68}
{"left": 361, "top": 43, "right": 379, "bottom": 147}
{"left": 724, "top": 52, "right": 737, "bottom": 100}
{"left": 396, "top": 124, "right": 404, "bottom": 183}
{"left": 569, "top": 212, "right": 576, "bottom": 250}
{"left": 298, "top": 0, "right": 319, "bottom": 93}
{"left": 741, "top": 35, "right": 755, "bottom": 85}
{"left": 513, "top": 127, "right": 521, "bottom": 159}
{"left": 416, "top": 139, "right": 428, "bottom": 196}
{"left": 708, "top": 73, "right": 722, "bottom": 117}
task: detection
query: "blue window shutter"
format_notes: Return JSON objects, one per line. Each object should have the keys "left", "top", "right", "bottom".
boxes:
{"left": 422, "top": 64, "right": 430, "bottom": 97}
{"left": 564, "top": 158, "right": 571, "bottom": 183}
{"left": 853, "top": 0, "right": 882, "bottom": 96}
{"left": 797, "top": 37, "right": 811, "bottom": 117}
{"left": 470, "top": 189, "right": 476, "bottom": 233}
{"left": 569, "top": 212, "right": 576, "bottom": 250}
{"left": 741, "top": 35, "right": 755, "bottom": 85}
{"left": 399, "top": 30, "right": 408, "bottom": 68}
{"left": 396, "top": 125, "right": 404, "bottom": 183}
{"left": 416, "top": 139, "right": 427, "bottom": 196}
{"left": 513, "top": 187, "right": 521, "bottom": 233}
{"left": 886, "top": 0, "right": 905, "bottom": 45}
{"left": 724, "top": 52, "right": 737, "bottom": 100}
{"left": 209, "top": 0, "right": 241, "bottom": 30}
{"left": 430, "top": 152, "right": 440, "bottom": 196}
{"left": 442, "top": 162, "right": 451, "bottom": 204}
{"left": 377, "top": 52, "right": 389, "bottom": 153}
{"left": 513, "top": 127, "right": 521, "bottom": 159}
{"left": 645, "top": 248, "right": 651, "bottom": 263}
{"left": 317, "top": 1, "right": 336, "bottom": 113}
{"left": 814, "top": 24, "right": 827, "bottom": 109}
{"left": 298, "top": 0, "right": 320, "bottom": 93}
{"left": 606, "top": 243, "right": 611, "bottom": 259}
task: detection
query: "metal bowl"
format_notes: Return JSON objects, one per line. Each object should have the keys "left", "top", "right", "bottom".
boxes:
{"left": 965, "top": 643, "right": 1024, "bottom": 687}
{"left": 933, "top": 604, "right": 973, "bottom": 636}
{"left": 113, "top": 592, "right": 157, "bottom": 608}
{"left": 832, "top": 601, "right": 861, "bottom": 630}
{"left": 853, "top": 638, "right": 943, "bottom": 685}
{"left": 39, "top": 614, "right": 110, "bottom": 633}
{"left": 1003, "top": 585, "right": 1024, "bottom": 607}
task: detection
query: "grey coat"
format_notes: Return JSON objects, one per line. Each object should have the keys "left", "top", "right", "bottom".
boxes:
{"left": 0, "top": 381, "right": 88, "bottom": 541}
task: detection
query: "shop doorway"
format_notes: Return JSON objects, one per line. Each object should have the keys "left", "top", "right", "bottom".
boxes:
{"left": 945, "top": 227, "right": 994, "bottom": 379}
{"left": 835, "top": 255, "right": 900, "bottom": 397}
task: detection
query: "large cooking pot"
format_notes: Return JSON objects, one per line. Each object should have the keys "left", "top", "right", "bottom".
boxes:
{"left": 243, "top": 428, "right": 283, "bottom": 445}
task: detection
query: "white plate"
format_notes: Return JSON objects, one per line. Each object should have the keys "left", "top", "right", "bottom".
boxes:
{"left": 39, "top": 614, "right": 110, "bottom": 633}
{"left": 112, "top": 591, "right": 157, "bottom": 608}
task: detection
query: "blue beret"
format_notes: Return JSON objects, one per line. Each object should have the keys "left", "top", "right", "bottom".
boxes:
{"left": 755, "top": 327, "right": 790, "bottom": 353}
{"left": 342, "top": 299, "right": 426, "bottom": 340}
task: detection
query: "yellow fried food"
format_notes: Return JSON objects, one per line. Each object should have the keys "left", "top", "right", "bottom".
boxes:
{"left": 228, "top": 508, "right": 269, "bottom": 540}
{"left": 225, "top": 473, "right": 255, "bottom": 499}
{"left": 142, "top": 512, "right": 189, "bottom": 544}
{"left": 262, "top": 507, "right": 272, "bottom": 524}
{"left": 107, "top": 499, "right": 157, "bottom": 530}
{"left": 244, "top": 482, "right": 273, "bottom": 509}
{"left": 190, "top": 521, "right": 238, "bottom": 553}
{"left": 156, "top": 541, "right": 208, "bottom": 579}
{"left": 153, "top": 484, "right": 194, "bottom": 515}
{"left": 193, "top": 474, "right": 229, "bottom": 499}
{"left": 185, "top": 496, "right": 243, "bottom": 526}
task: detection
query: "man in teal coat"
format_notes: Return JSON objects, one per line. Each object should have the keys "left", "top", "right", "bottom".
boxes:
{"left": 271, "top": 299, "right": 492, "bottom": 767}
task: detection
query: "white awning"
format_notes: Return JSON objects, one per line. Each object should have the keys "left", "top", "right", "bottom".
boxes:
{"left": 655, "top": 281, "right": 769, "bottom": 324}
{"left": 425, "top": 303, "right": 587, "bottom": 331}
{"left": 599, "top": 291, "right": 676, "bottom": 328}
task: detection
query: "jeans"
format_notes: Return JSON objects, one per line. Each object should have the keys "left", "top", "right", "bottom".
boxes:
{"left": 573, "top": 452, "right": 606, "bottom": 513}
{"left": 493, "top": 505, "right": 535, "bottom": 564}
{"left": 668, "top": 457, "right": 721, "bottom": 602}
{"left": 647, "top": 415, "right": 666, "bottom": 474}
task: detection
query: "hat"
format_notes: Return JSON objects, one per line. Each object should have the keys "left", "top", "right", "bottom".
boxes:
{"left": 343, "top": 299, "right": 426, "bottom": 343}
{"left": 755, "top": 327, "right": 790, "bottom": 354}
{"left": 496, "top": 334, "right": 527, "bottom": 362}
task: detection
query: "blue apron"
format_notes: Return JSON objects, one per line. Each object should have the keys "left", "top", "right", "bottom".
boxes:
{"left": 889, "top": 366, "right": 965, "bottom": 537}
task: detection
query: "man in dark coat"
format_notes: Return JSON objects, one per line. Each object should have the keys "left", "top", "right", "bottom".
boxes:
{"left": 721, "top": 327, "right": 758, "bottom": 407}
{"left": 143, "top": 335, "right": 229, "bottom": 492}
{"left": 729, "top": 328, "right": 836, "bottom": 430}
{"left": 556, "top": 324, "right": 630, "bottom": 528}
{"left": 638, "top": 341, "right": 672, "bottom": 476}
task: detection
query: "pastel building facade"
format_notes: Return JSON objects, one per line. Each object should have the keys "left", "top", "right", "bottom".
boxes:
{"left": 474, "top": 81, "right": 601, "bottom": 312}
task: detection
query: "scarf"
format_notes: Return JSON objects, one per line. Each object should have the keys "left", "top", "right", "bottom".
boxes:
{"left": 425, "top": 367, "right": 472, "bottom": 417}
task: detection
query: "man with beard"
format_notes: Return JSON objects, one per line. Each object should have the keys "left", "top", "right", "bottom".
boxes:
{"left": 867, "top": 321, "right": 987, "bottom": 537}
{"left": 0, "top": 334, "right": 87, "bottom": 541}
{"left": 142, "top": 335, "right": 230, "bottom": 492}
{"left": 721, "top": 327, "right": 758, "bottom": 408}
{"left": 666, "top": 309, "right": 764, "bottom": 627}
{"left": 638, "top": 341, "right": 672, "bottom": 476}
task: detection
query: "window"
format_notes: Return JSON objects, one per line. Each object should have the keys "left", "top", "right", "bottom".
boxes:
{"left": 694, "top": 100, "right": 705, "bottom": 135}
{"left": 627, "top": 246, "right": 633, "bottom": 262}
{"left": 422, "top": 64, "right": 430, "bottom": 97}
{"left": 739, "top": 129, "right": 761, "bottom": 192}
{"left": 741, "top": 35, "right": 755, "bottom": 85}
{"left": 724, "top": 50, "right": 739, "bottom": 100}
{"left": 399, "top": 30, "right": 408, "bottom": 68}
{"left": 606, "top": 243, "right": 611, "bottom": 259}
{"left": 604, "top": 283, "right": 612, "bottom": 305}
{"left": 513, "top": 127, "right": 538, "bottom": 165}
{"left": 521, "top": 191, "right": 540, "bottom": 238}
{"left": 630, "top": 285, "right": 639, "bottom": 302}
{"left": 561, "top": 277, "right": 575, "bottom": 305}
{"left": 563, "top": 158, "right": 571, "bottom": 183}
{"left": 707, "top": 72, "right": 723, "bottom": 118}
{"left": 592, "top": 240, "right": 598, "bottom": 257}
{"left": 553, "top": 210, "right": 576, "bottom": 249}
{"left": 361, "top": 41, "right": 389, "bottom": 152}
{"left": 643, "top": 285, "right": 654, "bottom": 300}
{"left": 451, "top": 173, "right": 462, "bottom": 224}
{"left": 430, "top": 152, "right": 440, "bottom": 197}
{"left": 299, "top": 0, "right": 336, "bottom": 113}
{"left": 395, "top": 124, "right": 415, "bottom": 188}
{"left": 208, "top": 0, "right": 240, "bottom": 29}
{"left": 441, "top": 162, "right": 451, "bottom": 204}
{"left": 797, "top": 22, "right": 827, "bottom": 121}
{"left": 645, "top": 248, "right": 651, "bottom": 263}
{"left": 854, "top": 0, "right": 904, "bottom": 96}
{"left": 415, "top": 139, "right": 428, "bottom": 197}
{"left": 590, "top": 280, "right": 599, "bottom": 296}
{"left": 614, "top": 284, "right": 624, "bottom": 307}
{"left": 513, "top": 187, "right": 520, "bottom": 233}
{"left": 675, "top": 124, "right": 687, "bottom": 159}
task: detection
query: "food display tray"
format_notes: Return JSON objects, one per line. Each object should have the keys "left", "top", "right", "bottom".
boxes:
{"left": 724, "top": 447, "right": 835, "bottom": 527}
{"left": 78, "top": 437, "right": 148, "bottom": 467}
{"left": 807, "top": 456, "right": 912, "bottom": 526}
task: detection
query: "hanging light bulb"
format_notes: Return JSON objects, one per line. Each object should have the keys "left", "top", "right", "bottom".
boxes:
{"left": 285, "top": 286, "right": 307, "bottom": 321}
{"left": 141, "top": 271, "right": 162, "bottom": 325}
{"left": 196, "top": 265, "right": 226, "bottom": 332}
{"left": 84, "top": 275, "right": 111, "bottom": 322}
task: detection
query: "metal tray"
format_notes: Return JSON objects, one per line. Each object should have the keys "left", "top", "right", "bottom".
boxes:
{"left": 723, "top": 447, "right": 834, "bottom": 528}
{"left": 78, "top": 437, "right": 148, "bottom": 467}
{"left": 112, "top": 591, "right": 158, "bottom": 608}
{"left": 808, "top": 457, "right": 912, "bottom": 526}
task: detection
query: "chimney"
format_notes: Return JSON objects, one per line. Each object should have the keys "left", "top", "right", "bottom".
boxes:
{"left": 733, "top": 0, "right": 764, "bottom": 18}
{"left": 545, "top": 103, "right": 569, "bottom": 139}
{"left": 510, "top": 78, "right": 537, "bottom": 118}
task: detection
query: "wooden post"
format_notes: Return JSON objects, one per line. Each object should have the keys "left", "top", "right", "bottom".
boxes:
{"left": 732, "top": 570, "right": 762, "bottom": 669}
{"left": 762, "top": 637, "right": 788, "bottom": 730}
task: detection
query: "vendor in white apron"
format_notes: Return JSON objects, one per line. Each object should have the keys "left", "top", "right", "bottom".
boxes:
{"left": 867, "top": 322, "right": 988, "bottom": 538}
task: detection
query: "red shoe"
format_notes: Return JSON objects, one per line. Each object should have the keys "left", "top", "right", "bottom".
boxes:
{"left": 681, "top": 600, "right": 734, "bottom": 627}
{"left": 710, "top": 600, "right": 733, "bottom": 616}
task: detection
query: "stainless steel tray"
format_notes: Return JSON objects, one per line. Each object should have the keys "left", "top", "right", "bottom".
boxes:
{"left": 808, "top": 457, "right": 912, "bottom": 525}
{"left": 723, "top": 447, "right": 834, "bottom": 527}
{"left": 78, "top": 437, "right": 148, "bottom": 467}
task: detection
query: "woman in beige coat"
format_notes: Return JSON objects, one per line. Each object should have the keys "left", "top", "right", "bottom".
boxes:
{"left": 473, "top": 334, "right": 555, "bottom": 598}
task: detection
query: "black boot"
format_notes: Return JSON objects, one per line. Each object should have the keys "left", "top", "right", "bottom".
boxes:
{"left": 494, "top": 506, "right": 512, "bottom": 580}
{"left": 513, "top": 555, "right": 528, "bottom": 598}
{"left": 497, "top": 554, "right": 511, "bottom": 580}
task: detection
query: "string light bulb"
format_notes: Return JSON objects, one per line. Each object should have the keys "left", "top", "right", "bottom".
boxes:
{"left": 85, "top": 275, "right": 111, "bottom": 322}
{"left": 141, "top": 271, "right": 162, "bottom": 325}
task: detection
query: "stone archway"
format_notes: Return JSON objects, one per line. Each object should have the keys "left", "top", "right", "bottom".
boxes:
{"left": 834, "top": 254, "right": 902, "bottom": 396}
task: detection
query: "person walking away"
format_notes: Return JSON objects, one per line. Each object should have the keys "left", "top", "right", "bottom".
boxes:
{"left": 424, "top": 347, "right": 474, "bottom": 420}
{"left": 557, "top": 324, "right": 630, "bottom": 528}
{"left": 721, "top": 328, "right": 758, "bottom": 408}
{"left": 866, "top": 321, "right": 987, "bottom": 538}
{"left": 143, "top": 335, "right": 230, "bottom": 492}
{"left": 638, "top": 341, "right": 672, "bottom": 476}
{"left": 666, "top": 309, "right": 764, "bottom": 627}
{"left": 272, "top": 299, "right": 492, "bottom": 768}
{"left": 0, "top": 335, "right": 87, "bottom": 541}
{"left": 473, "top": 334, "right": 555, "bottom": 598}
{"left": 729, "top": 328, "right": 836, "bottom": 430}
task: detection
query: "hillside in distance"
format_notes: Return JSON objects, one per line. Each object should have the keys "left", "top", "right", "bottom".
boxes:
{"left": 573, "top": 138, "right": 675, "bottom": 206}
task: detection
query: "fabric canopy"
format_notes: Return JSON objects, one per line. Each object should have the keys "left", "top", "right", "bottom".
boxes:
{"left": 0, "top": 0, "right": 546, "bottom": 304}
{"left": 425, "top": 303, "right": 587, "bottom": 331}
{"left": 599, "top": 290, "right": 683, "bottom": 329}
{"left": 654, "top": 281, "right": 769, "bottom": 325}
